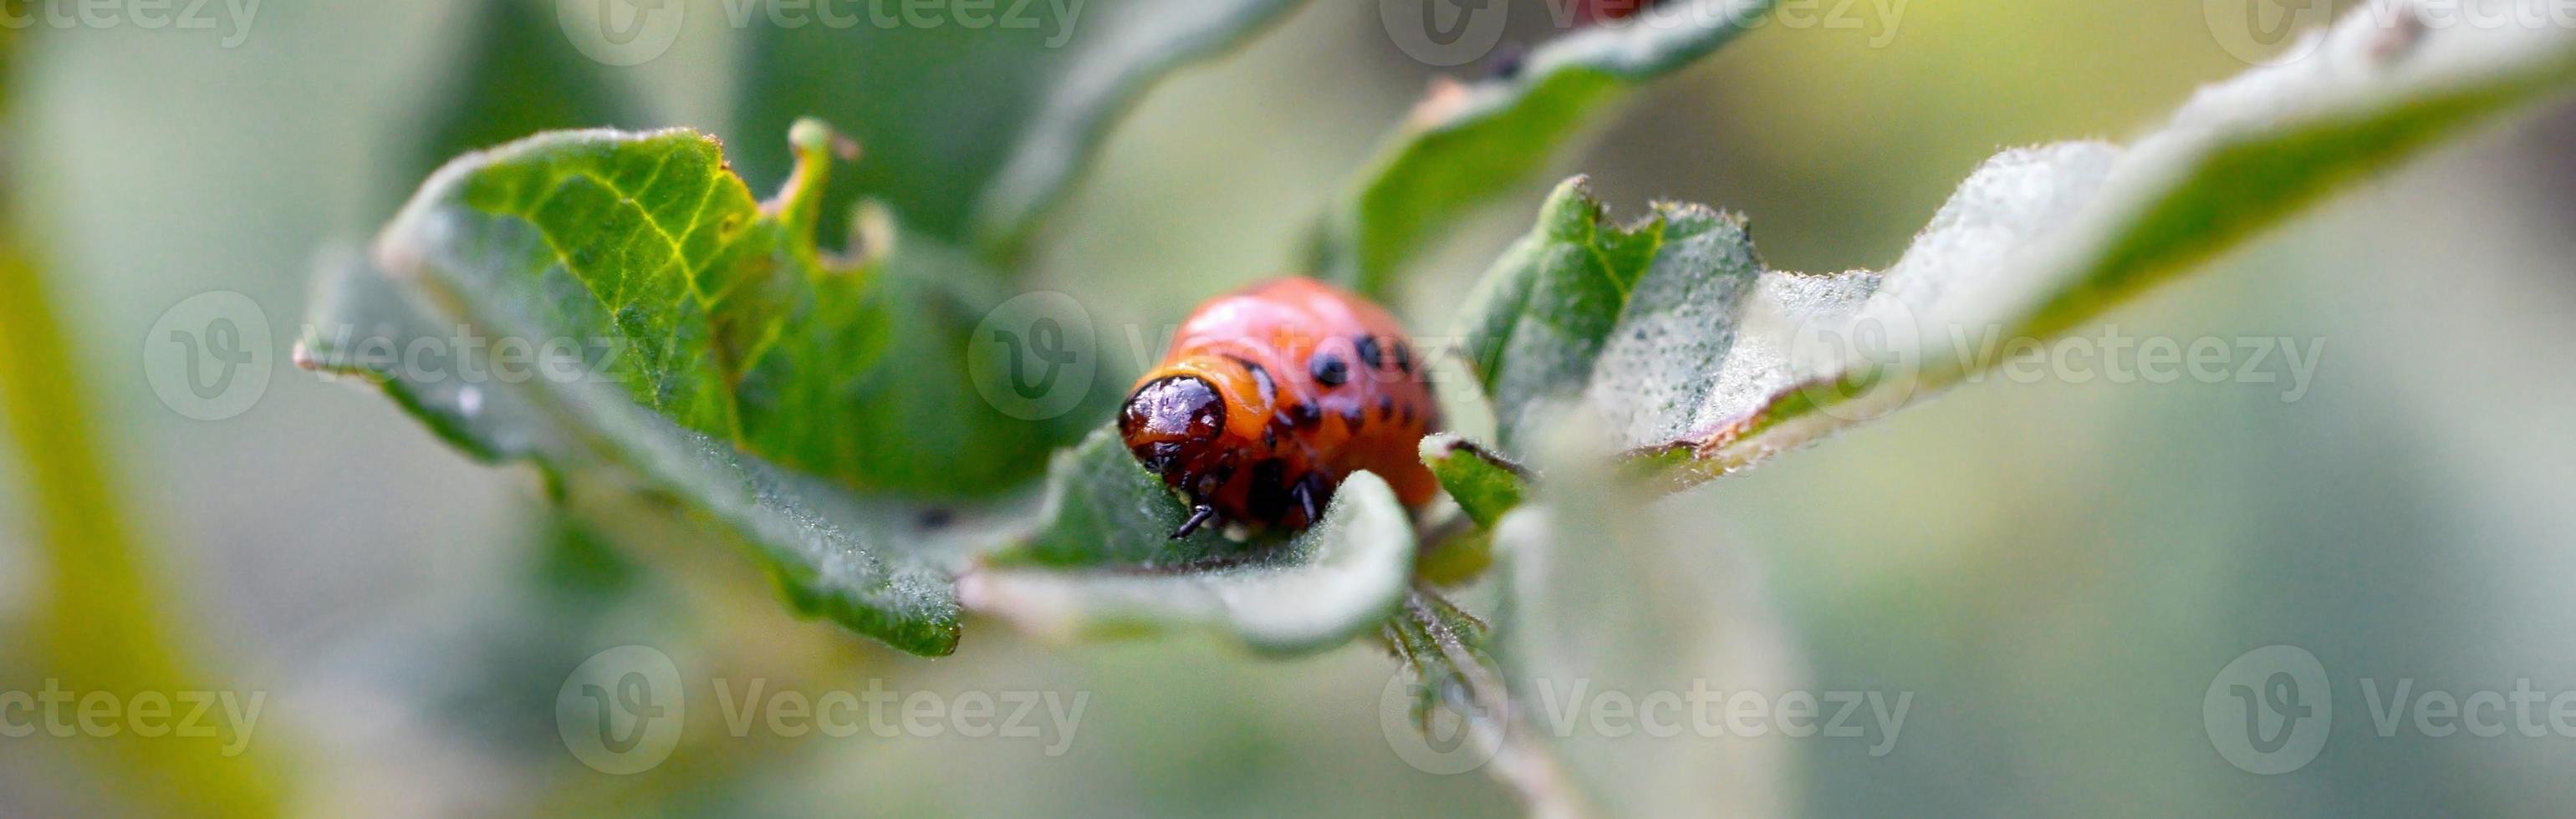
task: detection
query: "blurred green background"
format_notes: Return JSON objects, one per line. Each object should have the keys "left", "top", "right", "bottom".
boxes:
{"left": 6, "top": 0, "right": 2576, "bottom": 815}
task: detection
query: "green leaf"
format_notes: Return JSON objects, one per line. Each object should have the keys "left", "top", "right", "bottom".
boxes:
{"left": 303, "top": 245, "right": 994, "bottom": 655}
{"left": 309, "top": 125, "right": 1090, "bottom": 654}
{"left": 1456, "top": 10, "right": 2576, "bottom": 485}
{"left": 1420, "top": 432, "right": 1529, "bottom": 529}
{"left": 959, "top": 428, "right": 1421, "bottom": 655}
{"left": 731, "top": 0, "right": 1308, "bottom": 257}
{"left": 1377, "top": 587, "right": 1519, "bottom": 781}
{"left": 1411, "top": 433, "right": 1531, "bottom": 586}
{"left": 727, "top": 201, "right": 1103, "bottom": 495}
{"left": 1313, "top": 0, "right": 1773, "bottom": 298}
{"left": 1456, "top": 180, "right": 1828, "bottom": 455}
{"left": 298, "top": 247, "right": 563, "bottom": 465}
{"left": 1380, "top": 588, "right": 1497, "bottom": 730}
{"left": 380, "top": 125, "right": 1082, "bottom": 498}
{"left": 1381, "top": 584, "right": 1619, "bottom": 815}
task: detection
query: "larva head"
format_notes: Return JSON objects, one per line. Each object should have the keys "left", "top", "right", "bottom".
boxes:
{"left": 1120, "top": 374, "right": 1227, "bottom": 481}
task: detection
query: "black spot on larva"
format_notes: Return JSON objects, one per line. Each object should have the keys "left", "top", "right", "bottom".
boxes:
{"left": 1356, "top": 335, "right": 1385, "bottom": 369}
{"left": 1400, "top": 402, "right": 1416, "bottom": 426}
{"left": 1291, "top": 401, "right": 1324, "bottom": 430}
{"left": 1340, "top": 405, "right": 1367, "bottom": 430}
{"left": 1393, "top": 341, "right": 1415, "bottom": 374}
{"left": 1245, "top": 458, "right": 1295, "bottom": 523}
{"left": 1377, "top": 394, "right": 1396, "bottom": 420}
{"left": 1310, "top": 352, "right": 1349, "bottom": 388}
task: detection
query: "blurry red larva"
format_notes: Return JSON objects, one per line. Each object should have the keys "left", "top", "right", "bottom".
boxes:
{"left": 1575, "top": 0, "right": 1664, "bottom": 23}
{"left": 1120, "top": 277, "right": 1443, "bottom": 538}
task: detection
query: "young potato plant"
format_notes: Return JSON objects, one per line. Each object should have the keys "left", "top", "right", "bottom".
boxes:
{"left": 298, "top": 0, "right": 2576, "bottom": 811}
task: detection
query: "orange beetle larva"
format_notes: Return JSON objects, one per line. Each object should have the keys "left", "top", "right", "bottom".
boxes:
{"left": 1119, "top": 277, "right": 1443, "bottom": 538}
